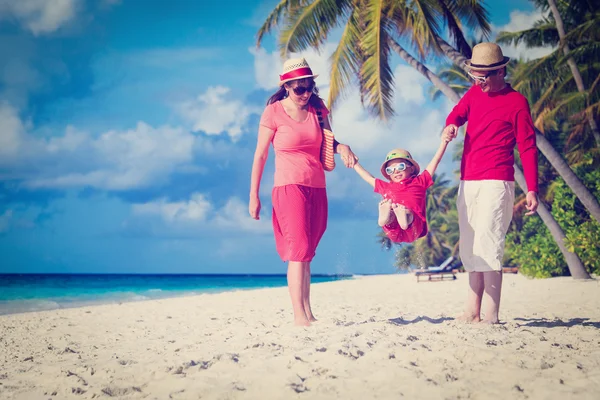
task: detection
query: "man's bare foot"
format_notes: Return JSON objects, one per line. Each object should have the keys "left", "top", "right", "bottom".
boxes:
{"left": 294, "top": 318, "right": 311, "bottom": 327}
{"left": 392, "top": 204, "right": 413, "bottom": 230}
{"left": 457, "top": 314, "right": 481, "bottom": 323}
{"left": 378, "top": 199, "right": 393, "bottom": 227}
{"left": 481, "top": 318, "right": 500, "bottom": 325}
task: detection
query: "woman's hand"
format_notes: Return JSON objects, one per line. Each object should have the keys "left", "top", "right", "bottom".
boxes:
{"left": 249, "top": 196, "right": 261, "bottom": 220}
{"left": 337, "top": 143, "right": 358, "bottom": 168}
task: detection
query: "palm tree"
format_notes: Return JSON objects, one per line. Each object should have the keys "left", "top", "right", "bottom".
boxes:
{"left": 257, "top": 0, "right": 592, "bottom": 278}
{"left": 546, "top": 0, "right": 600, "bottom": 145}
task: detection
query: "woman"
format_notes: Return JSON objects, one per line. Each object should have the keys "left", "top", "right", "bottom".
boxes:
{"left": 249, "top": 58, "right": 358, "bottom": 326}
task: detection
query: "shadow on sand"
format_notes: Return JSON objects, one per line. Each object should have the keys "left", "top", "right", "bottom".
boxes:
{"left": 514, "top": 317, "right": 600, "bottom": 329}
{"left": 388, "top": 316, "right": 454, "bottom": 325}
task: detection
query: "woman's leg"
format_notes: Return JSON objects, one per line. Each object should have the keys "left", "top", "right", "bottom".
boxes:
{"left": 287, "top": 261, "right": 310, "bottom": 326}
{"left": 302, "top": 262, "right": 316, "bottom": 321}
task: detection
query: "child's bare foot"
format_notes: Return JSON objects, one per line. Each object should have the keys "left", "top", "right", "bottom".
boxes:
{"left": 392, "top": 204, "right": 413, "bottom": 230}
{"left": 457, "top": 313, "right": 481, "bottom": 323}
{"left": 378, "top": 199, "right": 393, "bottom": 227}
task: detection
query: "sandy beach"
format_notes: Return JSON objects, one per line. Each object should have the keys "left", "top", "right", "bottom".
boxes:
{"left": 1, "top": 273, "right": 599, "bottom": 399}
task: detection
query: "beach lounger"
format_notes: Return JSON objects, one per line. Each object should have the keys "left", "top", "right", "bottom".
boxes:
{"left": 415, "top": 256, "right": 458, "bottom": 282}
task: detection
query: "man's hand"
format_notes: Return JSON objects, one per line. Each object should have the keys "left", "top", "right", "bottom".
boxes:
{"left": 525, "top": 191, "right": 538, "bottom": 216}
{"left": 249, "top": 196, "right": 261, "bottom": 220}
{"left": 443, "top": 124, "right": 458, "bottom": 140}
{"left": 337, "top": 144, "right": 358, "bottom": 168}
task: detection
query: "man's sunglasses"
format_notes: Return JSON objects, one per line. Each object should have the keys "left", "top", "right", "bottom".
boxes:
{"left": 385, "top": 162, "right": 409, "bottom": 175}
{"left": 467, "top": 70, "right": 498, "bottom": 83}
{"left": 292, "top": 84, "right": 315, "bottom": 96}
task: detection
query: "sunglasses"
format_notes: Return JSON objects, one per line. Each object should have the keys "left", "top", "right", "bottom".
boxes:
{"left": 467, "top": 70, "right": 498, "bottom": 83}
{"left": 385, "top": 162, "right": 409, "bottom": 175}
{"left": 291, "top": 84, "right": 315, "bottom": 96}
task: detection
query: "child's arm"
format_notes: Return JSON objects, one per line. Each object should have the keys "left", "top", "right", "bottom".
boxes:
{"left": 425, "top": 131, "right": 453, "bottom": 176}
{"left": 353, "top": 162, "right": 377, "bottom": 188}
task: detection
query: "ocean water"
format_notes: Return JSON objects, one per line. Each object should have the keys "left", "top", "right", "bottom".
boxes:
{"left": 0, "top": 273, "right": 351, "bottom": 316}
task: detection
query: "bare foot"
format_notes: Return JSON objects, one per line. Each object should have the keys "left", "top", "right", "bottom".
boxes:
{"left": 294, "top": 318, "right": 311, "bottom": 327}
{"left": 481, "top": 318, "right": 500, "bottom": 325}
{"left": 457, "top": 314, "right": 481, "bottom": 323}
{"left": 378, "top": 199, "right": 393, "bottom": 227}
{"left": 392, "top": 204, "right": 413, "bottom": 230}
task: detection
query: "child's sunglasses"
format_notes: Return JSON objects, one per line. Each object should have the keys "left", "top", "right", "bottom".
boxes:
{"left": 292, "top": 84, "right": 315, "bottom": 96}
{"left": 385, "top": 162, "right": 408, "bottom": 175}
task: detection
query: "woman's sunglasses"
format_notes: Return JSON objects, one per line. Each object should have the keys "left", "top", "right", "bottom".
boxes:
{"left": 386, "top": 162, "right": 409, "bottom": 175}
{"left": 467, "top": 70, "right": 498, "bottom": 83}
{"left": 292, "top": 84, "right": 315, "bottom": 96}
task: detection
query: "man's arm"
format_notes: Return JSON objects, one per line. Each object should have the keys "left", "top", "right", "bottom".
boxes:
{"left": 445, "top": 86, "right": 472, "bottom": 128}
{"left": 353, "top": 163, "right": 377, "bottom": 188}
{"left": 514, "top": 104, "right": 539, "bottom": 214}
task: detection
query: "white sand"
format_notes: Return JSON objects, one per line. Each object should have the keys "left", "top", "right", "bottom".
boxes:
{"left": 1, "top": 273, "right": 599, "bottom": 400}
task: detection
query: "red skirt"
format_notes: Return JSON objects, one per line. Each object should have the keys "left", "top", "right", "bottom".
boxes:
{"left": 271, "top": 185, "right": 328, "bottom": 262}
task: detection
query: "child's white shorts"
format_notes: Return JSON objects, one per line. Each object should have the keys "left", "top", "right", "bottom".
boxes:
{"left": 457, "top": 180, "right": 515, "bottom": 272}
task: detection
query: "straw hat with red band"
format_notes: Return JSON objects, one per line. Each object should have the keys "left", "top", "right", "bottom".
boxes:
{"left": 380, "top": 148, "right": 420, "bottom": 180}
{"left": 279, "top": 58, "right": 319, "bottom": 86}
{"left": 464, "top": 42, "right": 510, "bottom": 72}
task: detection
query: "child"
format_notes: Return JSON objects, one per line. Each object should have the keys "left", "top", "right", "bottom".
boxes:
{"left": 353, "top": 132, "right": 453, "bottom": 243}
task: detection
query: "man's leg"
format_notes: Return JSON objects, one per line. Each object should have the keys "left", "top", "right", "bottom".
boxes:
{"left": 482, "top": 271, "right": 503, "bottom": 324}
{"left": 459, "top": 272, "right": 484, "bottom": 322}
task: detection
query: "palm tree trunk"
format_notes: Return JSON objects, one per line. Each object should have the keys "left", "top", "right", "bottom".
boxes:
{"left": 436, "top": 37, "right": 600, "bottom": 224}
{"left": 389, "top": 38, "right": 460, "bottom": 103}
{"left": 535, "top": 133, "right": 600, "bottom": 223}
{"left": 514, "top": 165, "right": 591, "bottom": 279}
{"left": 389, "top": 39, "right": 591, "bottom": 279}
{"left": 547, "top": 0, "right": 600, "bottom": 145}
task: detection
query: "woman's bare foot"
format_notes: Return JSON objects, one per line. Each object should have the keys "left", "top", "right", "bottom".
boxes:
{"left": 392, "top": 204, "right": 413, "bottom": 230}
{"left": 457, "top": 313, "right": 481, "bottom": 323}
{"left": 378, "top": 199, "right": 393, "bottom": 227}
{"left": 481, "top": 318, "right": 500, "bottom": 325}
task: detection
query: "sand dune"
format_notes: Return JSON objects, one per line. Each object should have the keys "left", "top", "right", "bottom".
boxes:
{"left": 1, "top": 273, "right": 599, "bottom": 399}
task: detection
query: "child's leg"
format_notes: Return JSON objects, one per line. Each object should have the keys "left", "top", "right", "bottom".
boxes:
{"left": 392, "top": 204, "right": 414, "bottom": 230}
{"left": 378, "top": 199, "right": 394, "bottom": 227}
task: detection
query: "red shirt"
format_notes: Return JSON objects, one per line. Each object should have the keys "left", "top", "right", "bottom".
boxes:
{"left": 446, "top": 84, "right": 538, "bottom": 192}
{"left": 374, "top": 170, "right": 434, "bottom": 233}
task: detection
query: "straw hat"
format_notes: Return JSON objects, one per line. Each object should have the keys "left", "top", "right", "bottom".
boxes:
{"left": 279, "top": 58, "right": 319, "bottom": 86}
{"left": 380, "top": 148, "right": 420, "bottom": 179}
{"left": 464, "top": 42, "right": 510, "bottom": 71}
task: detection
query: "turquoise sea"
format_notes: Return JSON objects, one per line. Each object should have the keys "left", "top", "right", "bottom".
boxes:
{"left": 0, "top": 274, "right": 351, "bottom": 315}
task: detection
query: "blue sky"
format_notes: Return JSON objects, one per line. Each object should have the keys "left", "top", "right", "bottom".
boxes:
{"left": 0, "top": 0, "right": 548, "bottom": 274}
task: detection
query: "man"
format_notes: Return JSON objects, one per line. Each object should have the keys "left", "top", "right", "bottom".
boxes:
{"left": 443, "top": 42, "right": 539, "bottom": 324}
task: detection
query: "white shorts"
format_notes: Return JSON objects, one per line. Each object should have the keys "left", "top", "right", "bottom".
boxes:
{"left": 457, "top": 180, "right": 515, "bottom": 272}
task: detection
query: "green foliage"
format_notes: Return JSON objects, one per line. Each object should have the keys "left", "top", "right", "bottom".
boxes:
{"left": 506, "top": 161, "right": 600, "bottom": 277}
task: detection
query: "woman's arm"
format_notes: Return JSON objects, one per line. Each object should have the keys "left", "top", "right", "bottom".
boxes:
{"left": 353, "top": 163, "right": 376, "bottom": 188}
{"left": 249, "top": 125, "right": 275, "bottom": 220}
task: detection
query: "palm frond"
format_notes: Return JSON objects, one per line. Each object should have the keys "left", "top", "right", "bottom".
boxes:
{"left": 360, "top": 0, "right": 395, "bottom": 120}
{"left": 256, "top": 0, "right": 306, "bottom": 47}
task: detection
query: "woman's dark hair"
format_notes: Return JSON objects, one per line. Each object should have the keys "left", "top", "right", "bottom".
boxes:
{"left": 266, "top": 78, "right": 325, "bottom": 109}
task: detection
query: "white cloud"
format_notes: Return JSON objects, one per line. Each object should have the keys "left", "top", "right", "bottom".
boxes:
{"left": 132, "top": 193, "right": 272, "bottom": 234}
{"left": 492, "top": 10, "right": 554, "bottom": 61}
{"left": 0, "top": 0, "right": 77, "bottom": 35}
{"left": 0, "top": 104, "right": 202, "bottom": 191}
{"left": 177, "top": 86, "right": 260, "bottom": 141}
{"left": 133, "top": 193, "right": 212, "bottom": 223}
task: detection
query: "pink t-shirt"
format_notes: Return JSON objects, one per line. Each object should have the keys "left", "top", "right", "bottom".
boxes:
{"left": 259, "top": 101, "right": 327, "bottom": 188}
